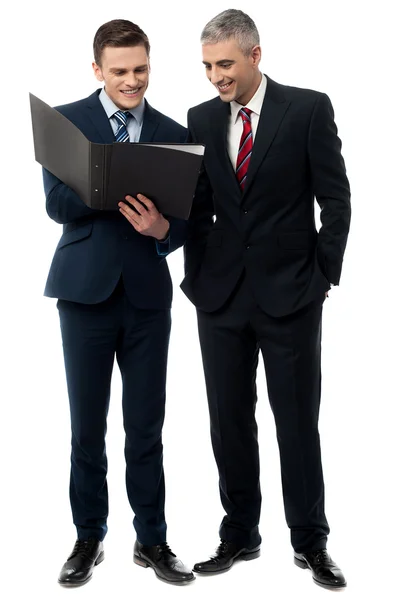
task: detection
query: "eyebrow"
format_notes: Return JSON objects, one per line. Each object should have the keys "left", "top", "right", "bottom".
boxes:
{"left": 109, "top": 65, "right": 148, "bottom": 72}
{"left": 202, "top": 59, "right": 235, "bottom": 66}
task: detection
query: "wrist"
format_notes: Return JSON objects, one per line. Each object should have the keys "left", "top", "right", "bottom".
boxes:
{"left": 156, "top": 219, "right": 170, "bottom": 241}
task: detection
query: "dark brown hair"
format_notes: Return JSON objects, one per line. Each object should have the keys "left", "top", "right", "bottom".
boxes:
{"left": 93, "top": 19, "right": 150, "bottom": 66}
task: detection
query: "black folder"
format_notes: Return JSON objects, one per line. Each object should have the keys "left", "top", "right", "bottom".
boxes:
{"left": 29, "top": 93, "right": 204, "bottom": 220}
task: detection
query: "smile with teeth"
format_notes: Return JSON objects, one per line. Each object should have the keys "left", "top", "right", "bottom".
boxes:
{"left": 217, "top": 81, "right": 233, "bottom": 91}
{"left": 121, "top": 89, "right": 140, "bottom": 95}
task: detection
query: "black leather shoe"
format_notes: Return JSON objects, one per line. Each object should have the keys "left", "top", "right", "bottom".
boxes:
{"left": 294, "top": 548, "right": 347, "bottom": 589}
{"left": 58, "top": 538, "right": 104, "bottom": 586}
{"left": 134, "top": 541, "right": 194, "bottom": 585}
{"left": 193, "top": 539, "right": 261, "bottom": 574}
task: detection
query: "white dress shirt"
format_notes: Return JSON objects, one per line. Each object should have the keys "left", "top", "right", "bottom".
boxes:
{"left": 227, "top": 74, "right": 267, "bottom": 169}
{"left": 99, "top": 88, "right": 145, "bottom": 142}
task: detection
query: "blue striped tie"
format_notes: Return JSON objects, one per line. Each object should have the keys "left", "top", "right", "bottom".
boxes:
{"left": 114, "top": 110, "right": 131, "bottom": 142}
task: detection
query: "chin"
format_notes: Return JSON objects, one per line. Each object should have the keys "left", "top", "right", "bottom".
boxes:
{"left": 221, "top": 93, "right": 237, "bottom": 103}
{"left": 128, "top": 93, "right": 144, "bottom": 106}
{"left": 217, "top": 84, "right": 237, "bottom": 103}
{"left": 124, "top": 98, "right": 138, "bottom": 107}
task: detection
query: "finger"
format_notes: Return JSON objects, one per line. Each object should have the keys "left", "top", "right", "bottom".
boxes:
{"left": 119, "top": 200, "right": 141, "bottom": 219}
{"left": 120, "top": 212, "right": 139, "bottom": 229}
{"left": 137, "top": 193, "right": 156, "bottom": 212}
{"left": 125, "top": 195, "right": 147, "bottom": 216}
{"left": 119, "top": 204, "right": 141, "bottom": 227}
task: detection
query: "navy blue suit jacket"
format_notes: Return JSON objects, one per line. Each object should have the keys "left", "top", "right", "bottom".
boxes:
{"left": 43, "top": 89, "right": 187, "bottom": 309}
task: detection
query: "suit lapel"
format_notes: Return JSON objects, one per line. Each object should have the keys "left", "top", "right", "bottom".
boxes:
{"left": 210, "top": 101, "right": 242, "bottom": 202}
{"left": 243, "top": 77, "right": 291, "bottom": 197}
{"left": 139, "top": 101, "right": 160, "bottom": 142}
{"left": 85, "top": 89, "right": 115, "bottom": 143}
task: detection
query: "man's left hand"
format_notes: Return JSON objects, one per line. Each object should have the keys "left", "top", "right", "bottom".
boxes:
{"left": 118, "top": 194, "right": 170, "bottom": 241}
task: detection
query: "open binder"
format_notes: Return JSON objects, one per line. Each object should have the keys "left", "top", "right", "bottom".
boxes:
{"left": 30, "top": 93, "right": 204, "bottom": 220}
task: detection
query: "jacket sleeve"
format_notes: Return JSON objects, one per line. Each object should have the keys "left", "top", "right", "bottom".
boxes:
{"left": 43, "top": 167, "right": 97, "bottom": 224}
{"left": 155, "top": 216, "right": 188, "bottom": 256}
{"left": 308, "top": 93, "right": 351, "bottom": 285}
{"left": 183, "top": 109, "right": 215, "bottom": 276}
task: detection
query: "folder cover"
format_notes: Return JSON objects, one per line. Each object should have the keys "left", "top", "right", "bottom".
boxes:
{"left": 30, "top": 93, "right": 204, "bottom": 220}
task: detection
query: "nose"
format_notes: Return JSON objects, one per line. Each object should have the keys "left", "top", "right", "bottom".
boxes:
{"left": 125, "top": 72, "right": 139, "bottom": 88}
{"left": 209, "top": 67, "right": 223, "bottom": 85}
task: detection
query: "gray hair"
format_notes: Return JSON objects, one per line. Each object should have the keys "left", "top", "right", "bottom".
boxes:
{"left": 200, "top": 9, "right": 260, "bottom": 56}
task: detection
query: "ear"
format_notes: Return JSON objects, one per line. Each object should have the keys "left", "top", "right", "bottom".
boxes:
{"left": 251, "top": 45, "right": 262, "bottom": 67}
{"left": 92, "top": 62, "right": 104, "bottom": 82}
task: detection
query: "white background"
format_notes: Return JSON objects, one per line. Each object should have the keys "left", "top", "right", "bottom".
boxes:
{"left": 1, "top": 0, "right": 398, "bottom": 599}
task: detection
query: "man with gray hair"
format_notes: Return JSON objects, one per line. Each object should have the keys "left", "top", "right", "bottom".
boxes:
{"left": 181, "top": 9, "right": 350, "bottom": 590}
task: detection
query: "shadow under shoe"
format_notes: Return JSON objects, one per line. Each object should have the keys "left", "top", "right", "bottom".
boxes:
{"left": 294, "top": 548, "right": 347, "bottom": 589}
{"left": 134, "top": 541, "right": 195, "bottom": 585}
{"left": 193, "top": 539, "right": 261, "bottom": 574}
{"left": 58, "top": 538, "right": 104, "bottom": 587}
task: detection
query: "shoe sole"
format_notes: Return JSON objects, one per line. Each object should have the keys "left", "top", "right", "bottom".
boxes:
{"left": 192, "top": 547, "right": 261, "bottom": 575}
{"left": 58, "top": 551, "right": 105, "bottom": 587}
{"left": 133, "top": 554, "right": 195, "bottom": 586}
{"left": 294, "top": 556, "right": 347, "bottom": 590}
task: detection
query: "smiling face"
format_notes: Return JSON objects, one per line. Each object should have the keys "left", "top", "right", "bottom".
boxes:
{"left": 92, "top": 45, "right": 149, "bottom": 110}
{"left": 202, "top": 38, "right": 262, "bottom": 105}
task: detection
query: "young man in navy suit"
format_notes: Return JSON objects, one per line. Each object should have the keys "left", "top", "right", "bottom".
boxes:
{"left": 43, "top": 19, "right": 193, "bottom": 587}
{"left": 181, "top": 9, "right": 351, "bottom": 590}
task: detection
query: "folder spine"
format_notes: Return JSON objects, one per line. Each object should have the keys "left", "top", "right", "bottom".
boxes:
{"left": 89, "top": 144, "right": 106, "bottom": 209}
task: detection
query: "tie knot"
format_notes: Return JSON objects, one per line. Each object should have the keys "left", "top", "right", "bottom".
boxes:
{"left": 240, "top": 108, "right": 252, "bottom": 122}
{"left": 114, "top": 110, "right": 131, "bottom": 127}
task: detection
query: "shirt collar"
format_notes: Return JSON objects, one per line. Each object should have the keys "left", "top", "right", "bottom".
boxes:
{"left": 230, "top": 73, "right": 267, "bottom": 123}
{"left": 99, "top": 87, "right": 145, "bottom": 125}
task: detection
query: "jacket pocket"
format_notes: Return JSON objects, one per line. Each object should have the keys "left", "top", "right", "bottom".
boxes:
{"left": 57, "top": 223, "right": 93, "bottom": 249}
{"left": 278, "top": 231, "right": 313, "bottom": 250}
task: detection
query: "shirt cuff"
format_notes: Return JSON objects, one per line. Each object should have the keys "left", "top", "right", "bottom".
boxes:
{"left": 155, "top": 236, "right": 170, "bottom": 256}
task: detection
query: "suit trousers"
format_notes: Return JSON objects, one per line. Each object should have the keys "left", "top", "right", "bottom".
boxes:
{"left": 57, "top": 277, "right": 170, "bottom": 544}
{"left": 196, "top": 272, "right": 330, "bottom": 553}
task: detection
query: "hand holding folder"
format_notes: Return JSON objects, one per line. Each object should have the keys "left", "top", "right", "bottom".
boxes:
{"left": 30, "top": 93, "right": 204, "bottom": 220}
{"left": 119, "top": 193, "right": 172, "bottom": 241}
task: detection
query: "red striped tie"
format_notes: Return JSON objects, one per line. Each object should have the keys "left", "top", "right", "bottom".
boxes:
{"left": 236, "top": 108, "right": 253, "bottom": 191}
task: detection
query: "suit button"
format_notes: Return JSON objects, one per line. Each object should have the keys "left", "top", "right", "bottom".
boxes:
{"left": 246, "top": 245, "right": 251, "bottom": 250}
{"left": 243, "top": 210, "right": 248, "bottom": 214}
{"left": 123, "top": 235, "right": 128, "bottom": 240}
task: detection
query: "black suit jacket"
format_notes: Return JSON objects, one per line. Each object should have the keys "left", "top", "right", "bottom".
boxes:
{"left": 43, "top": 89, "right": 187, "bottom": 308}
{"left": 181, "top": 76, "right": 351, "bottom": 317}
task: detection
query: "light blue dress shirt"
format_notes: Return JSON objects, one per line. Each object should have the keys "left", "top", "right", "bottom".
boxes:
{"left": 99, "top": 87, "right": 145, "bottom": 141}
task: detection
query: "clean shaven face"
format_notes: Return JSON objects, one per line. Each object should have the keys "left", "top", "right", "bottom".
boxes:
{"left": 202, "top": 38, "right": 262, "bottom": 105}
{"left": 92, "top": 45, "right": 150, "bottom": 110}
